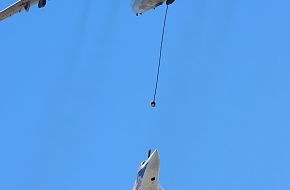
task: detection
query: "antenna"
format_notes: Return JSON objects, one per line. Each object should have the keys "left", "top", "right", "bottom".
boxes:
{"left": 148, "top": 149, "right": 151, "bottom": 158}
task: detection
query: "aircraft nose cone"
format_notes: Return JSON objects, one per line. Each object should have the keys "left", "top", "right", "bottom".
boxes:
{"left": 152, "top": 149, "right": 159, "bottom": 160}
{"left": 148, "top": 149, "right": 160, "bottom": 169}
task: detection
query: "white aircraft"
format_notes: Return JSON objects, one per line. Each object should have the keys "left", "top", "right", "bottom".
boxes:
{"left": 133, "top": 149, "right": 164, "bottom": 190}
{"left": 0, "top": 0, "right": 46, "bottom": 21}
{"left": 132, "top": 0, "right": 175, "bottom": 16}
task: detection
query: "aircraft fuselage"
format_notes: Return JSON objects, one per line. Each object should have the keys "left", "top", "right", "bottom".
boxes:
{"left": 133, "top": 150, "right": 162, "bottom": 190}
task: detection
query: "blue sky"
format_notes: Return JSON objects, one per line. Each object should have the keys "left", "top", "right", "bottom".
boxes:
{"left": 1, "top": 0, "right": 290, "bottom": 189}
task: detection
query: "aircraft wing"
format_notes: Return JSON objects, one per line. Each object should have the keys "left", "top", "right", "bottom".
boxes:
{"left": 0, "top": 0, "right": 39, "bottom": 21}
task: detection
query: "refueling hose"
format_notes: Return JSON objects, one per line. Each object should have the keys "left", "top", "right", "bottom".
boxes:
{"left": 151, "top": 4, "right": 170, "bottom": 108}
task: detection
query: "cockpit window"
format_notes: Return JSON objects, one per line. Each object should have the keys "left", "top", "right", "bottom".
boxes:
{"left": 133, "top": 163, "right": 148, "bottom": 190}
{"left": 137, "top": 163, "right": 147, "bottom": 178}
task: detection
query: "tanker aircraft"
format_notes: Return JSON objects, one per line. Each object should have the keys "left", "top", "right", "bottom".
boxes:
{"left": 132, "top": 0, "right": 175, "bottom": 16}
{"left": 0, "top": 0, "right": 46, "bottom": 21}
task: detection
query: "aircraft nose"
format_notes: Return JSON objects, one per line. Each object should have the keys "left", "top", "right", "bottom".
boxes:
{"left": 148, "top": 149, "right": 160, "bottom": 169}
{"left": 152, "top": 149, "right": 159, "bottom": 160}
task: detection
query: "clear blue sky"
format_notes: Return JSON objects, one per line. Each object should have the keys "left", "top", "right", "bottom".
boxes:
{"left": 0, "top": 0, "right": 290, "bottom": 189}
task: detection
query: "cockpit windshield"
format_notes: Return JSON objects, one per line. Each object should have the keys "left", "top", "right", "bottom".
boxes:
{"left": 133, "top": 163, "right": 148, "bottom": 190}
